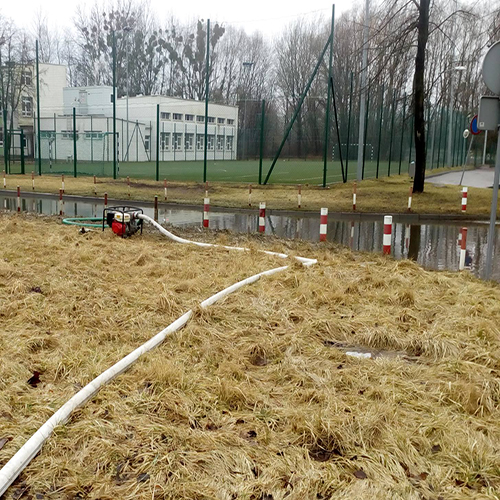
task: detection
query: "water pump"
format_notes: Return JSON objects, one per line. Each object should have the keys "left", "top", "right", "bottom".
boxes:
{"left": 103, "top": 206, "right": 144, "bottom": 237}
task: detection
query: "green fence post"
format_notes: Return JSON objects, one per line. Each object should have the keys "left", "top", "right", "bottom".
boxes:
{"left": 156, "top": 104, "right": 160, "bottom": 181}
{"left": 376, "top": 84, "right": 384, "bottom": 179}
{"left": 73, "top": 107, "right": 77, "bottom": 177}
{"left": 203, "top": 19, "right": 210, "bottom": 183}
{"left": 53, "top": 113, "right": 57, "bottom": 166}
{"left": 346, "top": 72, "right": 353, "bottom": 178}
{"left": 362, "top": 87, "right": 370, "bottom": 179}
{"left": 322, "top": 4, "right": 335, "bottom": 188}
{"left": 398, "top": 93, "right": 407, "bottom": 175}
{"left": 258, "top": 99, "right": 265, "bottom": 185}
{"left": 36, "top": 40, "right": 42, "bottom": 176}
{"left": 112, "top": 30, "right": 117, "bottom": 180}
{"left": 408, "top": 116, "right": 414, "bottom": 168}
{"left": 2, "top": 109, "right": 8, "bottom": 175}
{"left": 388, "top": 90, "right": 396, "bottom": 176}
{"left": 20, "top": 128, "right": 25, "bottom": 175}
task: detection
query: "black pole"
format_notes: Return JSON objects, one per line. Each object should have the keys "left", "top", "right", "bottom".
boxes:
{"left": 346, "top": 72, "right": 353, "bottom": 178}
{"left": 203, "top": 19, "right": 210, "bottom": 183}
{"left": 398, "top": 93, "right": 407, "bottom": 175}
{"left": 388, "top": 90, "right": 396, "bottom": 176}
{"left": 330, "top": 77, "right": 345, "bottom": 183}
{"left": 258, "top": 99, "right": 265, "bottom": 185}
{"left": 73, "top": 107, "right": 77, "bottom": 177}
{"left": 112, "top": 30, "right": 117, "bottom": 179}
{"left": 156, "top": 104, "right": 160, "bottom": 181}
{"left": 362, "top": 87, "right": 370, "bottom": 180}
{"left": 20, "top": 128, "right": 25, "bottom": 175}
{"left": 2, "top": 109, "right": 8, "bottom": 174}
{"left": 36, "top": 40, "right": 42, "bottom": 176}
{"left": 442, "top": 108, "right": 450, "bottom": 169}
{"left": 264, "top": 34, "right": 331, "bottom": 185}
{"left": 376, "top": 84, "right": 384, "bottom": 179}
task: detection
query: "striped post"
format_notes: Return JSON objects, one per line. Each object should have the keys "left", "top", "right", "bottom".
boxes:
{"left": 320, "top": 207, "right": 328, "bottom": 241}
{"left": 31, "top": 171, "right": 35, "bottom": 191}
{"left": 61, "top": 174, "right": 65, "bottom": 194}
{"left": 298, "top": 184, "right": 302, "bottom": 208}
{"left": 383, "top": 215, "right": 393, "bottom": 255}
{"left": 258, "top": 202, "right": 266, "bottom": 233}
{"left": 127, "top": 176, "right": 130, "bottom": 198}
{"left": 248, "top": 185, "right": 252, "bottom": 207}
{"left": 93, "top": 175, "right": 97, "bottom": 196}
{"left": 461, "top": 187, "right": 468, "bottom": 213}
{"left": 59, "top": 189, "right": 64, "bottom": 216}
{"left": 2, "top": 170, "right": 6, "bottom": 189}
{"left": 353, "top": 182, "right": 357, "bottom": 211}
{"left": 17, "top": 186, "right": 20, "bottom": 212}
{"left": 459, "top": 227, "right": 468, "bottom": 270}
{"left": 154, "top": 195, "right": 158, "bottom": 221}
{"left": 164, "top": 179, "right": 167, "bottom": 201}
{"left": 104, "top": 192, "right": 108, "bottom": 210}
{"left": 203, "top": 197, "right": 210, "bottom": 228}
{"left": 407, "top": 186, "right": 413, "bottom": 212}
{"left": 205, "top": 181, "right": 209, "bottom": 198}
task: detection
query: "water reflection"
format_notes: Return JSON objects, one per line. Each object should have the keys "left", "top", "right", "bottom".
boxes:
{"left": 1, "top": 194, "right": 499, "bottom": 281}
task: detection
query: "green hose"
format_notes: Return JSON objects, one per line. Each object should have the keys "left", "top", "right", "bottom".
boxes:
{"left": 62, "top": 217, "right": 104, "bottom": 228}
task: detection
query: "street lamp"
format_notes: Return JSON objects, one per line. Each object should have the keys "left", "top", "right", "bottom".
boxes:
{"left": 242, "top": 61, "right": 254, "bottom": 160}
{"left": 446, "top": 64, "right": 466, "bottom": 167}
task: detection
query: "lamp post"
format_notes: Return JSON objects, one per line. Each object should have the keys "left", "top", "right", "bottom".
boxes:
{"left": 242, "top": 61, "right": 254, "bottom": 160}
{"left": 446, "top": 64, "right": 466, "bottom": 167}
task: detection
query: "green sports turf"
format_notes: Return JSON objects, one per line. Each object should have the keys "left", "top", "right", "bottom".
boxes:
{"left": 5, "top": 158, "right": 415, "bottom": 184}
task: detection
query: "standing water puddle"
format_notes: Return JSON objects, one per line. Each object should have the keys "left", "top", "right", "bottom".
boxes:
{"left": 1, "top": 193, "right": 499, "bottom": 281}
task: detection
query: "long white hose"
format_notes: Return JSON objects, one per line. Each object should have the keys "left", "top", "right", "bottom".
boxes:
{"left": 0, "top": 216, "right": 316, "bottom": 496}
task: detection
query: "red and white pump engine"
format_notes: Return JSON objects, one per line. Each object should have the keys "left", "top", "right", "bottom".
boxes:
{"left": 103, "top": 206, "right": 143, "bottom": 237}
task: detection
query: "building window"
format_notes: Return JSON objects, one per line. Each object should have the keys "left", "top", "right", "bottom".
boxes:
{"left": 207, "top": 134, "right": 215, "bottom": 150}
{"left": 21, "top": 96, "right": 33, "bottom": 117}
{"left": 61, "top": 130, "right": 77, "bottom": 140}
{"left": 218, "top": 118, "right": 225, "bottom": 124}
{"left": 196, "top": 115, "right": 205, "bottom": 123}
{"left": 196, "top": 134, "right": 204, "bottom": 150}
{"left": 160, "top": 112, "right": 171, "bottom": 120}
{"left": 40, "top": 131, "right": 56, "bottom": 139}
{"left": 173, "top": 132, "right": 183, "bottom": 150}
{"left": 21, "top": 69, "right": 32, "bottom": 86}
{"left": 227, "top": 119, "right": 235, "bottom": 125}
{"left": 173, "top": 113, "right": 183, "bottom": 121}
{"left": 207, "top": 116, "right": 215, "bottom": 123}
{"left": 184, "top": 133, "right": 194, "bottom": 150}
{"left": 185, "top": 114, "right": 194, "bottom": 122}
{"left": 160, "top": 132, "right": 170, "bottom": 150}
{"left": 226, "top": 136, "right": 233, "bottom": 150}
{"left": 145, "top": 135, "right": 150, "bottom": 151}
{"left": 217, "top": 135, "right": 224, "bottom": 150}
{"left": 84, "top": 131, "right": 104, "bottom": 140}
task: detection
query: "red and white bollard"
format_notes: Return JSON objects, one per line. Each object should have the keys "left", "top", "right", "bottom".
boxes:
{"left": 320, "top": 208, "right": 328, "bottom": 241}
{"left": 104, "top": 192, "right": 108, "bottom": 210}
{"left": 17, "top": 186, "right": 21, "bottom": 212}
{"left": 154, "top": 195, "right": 158, "bottom": 221}
{"left": 248, "top": 184, "right": 252, "bottom": 207}
{"left": 93, "top": 175, "right": 97, "bottom": 196}
{"left": 353, "top": 182, "right": 357, "bottom": 211}
{"left": 59, "top": 189, "right": 64, "bottom": 215}
{"left": 407, "top": 186, "right": 413, "bottom": 212}
{"left": 259, "top": 202, "right": 266, "bottom": 233}
{"left": 383, "top": 215, "right": 392, "bottom": 255}
{"left": 203, "top": 197, "right": 210, "bottom": 228}
{"left": 205, "top": 181, "right": 209, "bottom": 198}
{"left": 164, "top": 179, "right": 167, "bottom": 201}
{"left": 461, "top": 187, "right": 468, "bottom": 213}
{"left": 459, "top": 227, "right": 468, "bottom": 270}
{"left": 61, "top": 174, "right": 65, "bottom": 194}
{"left": 2, "top": 170, "right": 6, "bottom": 189}
{"left": 298, "top": 184, "right": 302, "bottom": 208}
{"left": 31, "top": 171, "right": 35, "bottom": 191}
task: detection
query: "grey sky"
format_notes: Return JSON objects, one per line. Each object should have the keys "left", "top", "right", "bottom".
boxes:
{"left": 1, "top": 0, "right": 354, "bottom": 37}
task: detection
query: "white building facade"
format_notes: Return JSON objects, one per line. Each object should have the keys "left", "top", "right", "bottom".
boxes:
{"left": 40, "top": 86, "right": 238, "bottom": 163}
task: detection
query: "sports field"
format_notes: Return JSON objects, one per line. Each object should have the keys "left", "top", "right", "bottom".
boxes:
{"left": 4, "top": 158, "right": 415, "bottom": 185}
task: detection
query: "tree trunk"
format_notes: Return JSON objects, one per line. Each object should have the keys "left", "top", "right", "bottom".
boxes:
{"left": 413, "top": 0, "right": 431, "bottom": 193}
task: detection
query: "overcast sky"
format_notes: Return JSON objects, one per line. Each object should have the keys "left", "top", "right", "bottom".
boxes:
{"left": 1, "top": 0, "right": 355, "bottom": 37}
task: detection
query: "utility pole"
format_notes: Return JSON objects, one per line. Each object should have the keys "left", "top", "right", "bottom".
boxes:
{"left": 357, "top": 0, "right": 370, "bottom": 181}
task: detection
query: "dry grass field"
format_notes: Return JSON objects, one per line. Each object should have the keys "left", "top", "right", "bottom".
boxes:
{"left": 0, "top": 213, "right": 499, "bottom": 499}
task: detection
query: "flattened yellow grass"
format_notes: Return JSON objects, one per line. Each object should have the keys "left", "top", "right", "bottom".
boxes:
{"left": 0, "top": 213, "right": 499, "bottom": 499}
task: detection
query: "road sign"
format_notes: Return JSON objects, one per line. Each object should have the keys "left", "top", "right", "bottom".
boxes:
{"left": 483, "top": 41, "right": 500, "bottom": 95}
{"left": 470, "top": 115, "right": 480, "bottom": 135}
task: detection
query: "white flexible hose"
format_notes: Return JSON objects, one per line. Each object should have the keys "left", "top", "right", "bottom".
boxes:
{"left": 0, "top": 217, "right": 316, "bottom": 496}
